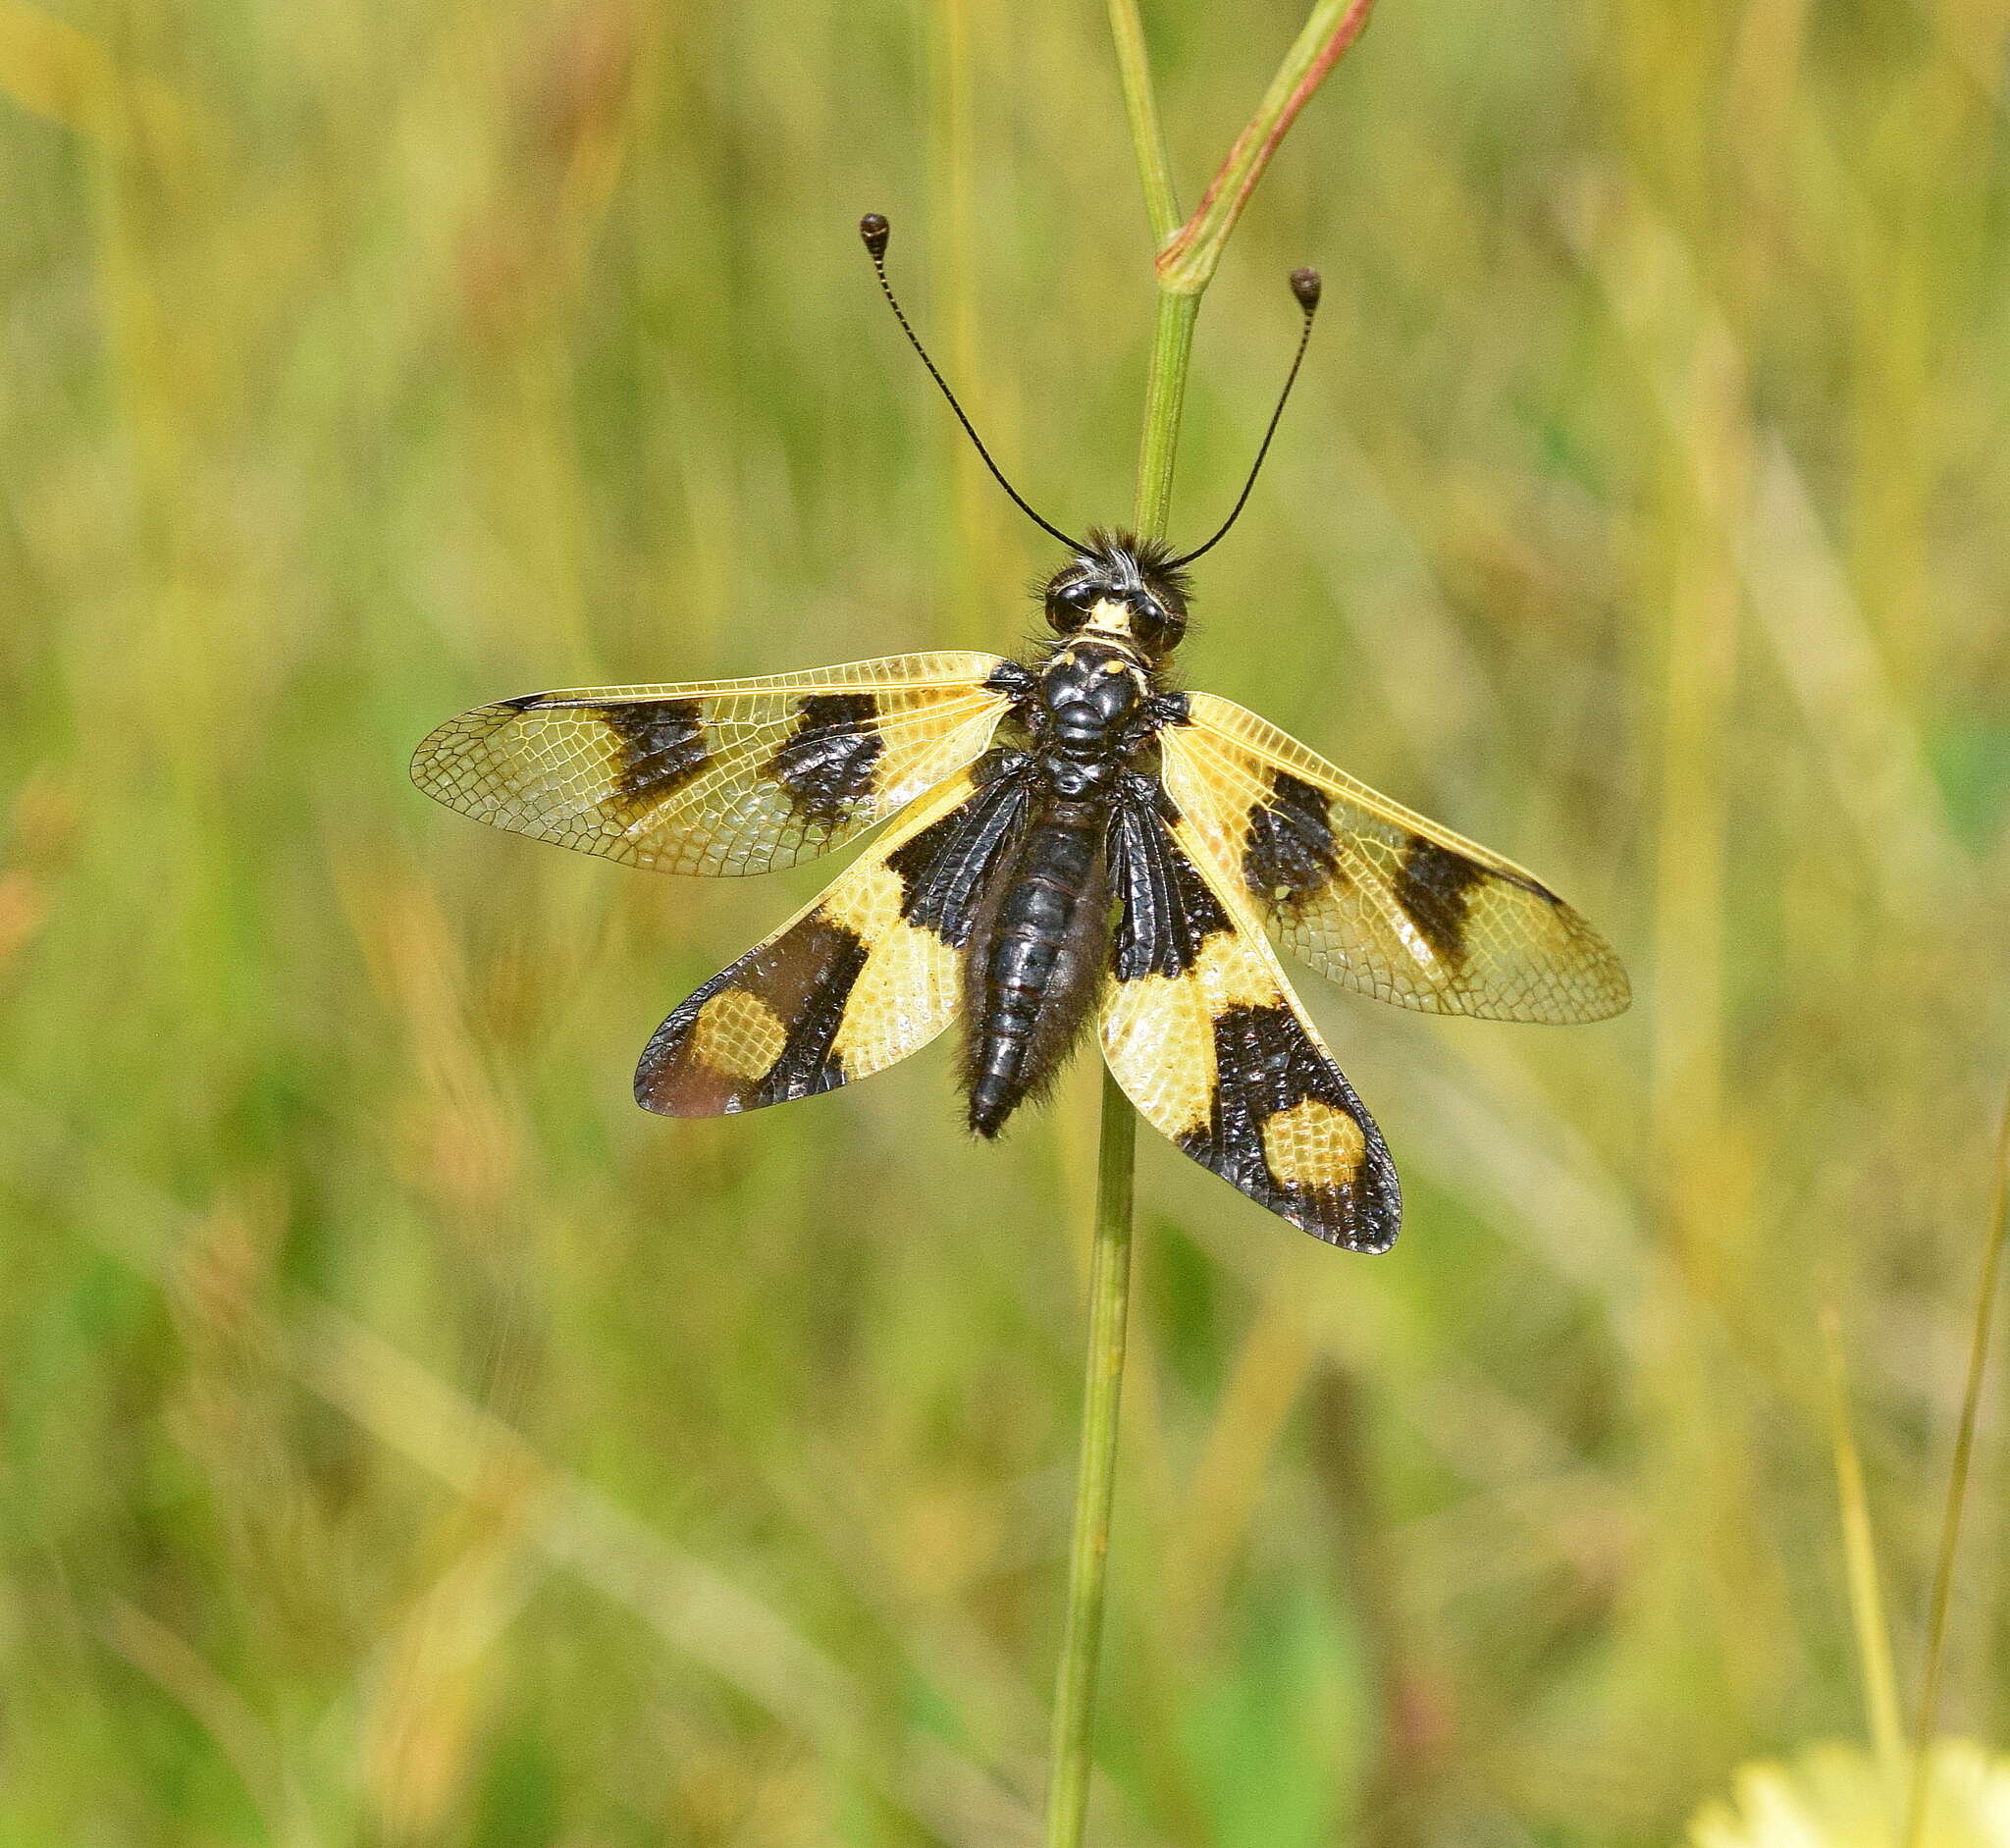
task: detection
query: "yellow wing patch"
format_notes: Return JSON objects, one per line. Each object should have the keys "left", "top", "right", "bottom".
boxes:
{"left": 1260, "top": 1098, "right": 1366, "bottom": 1191}
{"left": 411, "top": 652, "right": 1012, "bottom": 878}
{"left": 686, "top": 989, "right": 789, "bottom": 1081}
{"left": 1101, "top": 971, "right": 1216, "bottom": 1139}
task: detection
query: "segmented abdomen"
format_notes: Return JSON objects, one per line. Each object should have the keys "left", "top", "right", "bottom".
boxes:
{"left": 965, "top": 797, "right": 1109, "bottom": 1136}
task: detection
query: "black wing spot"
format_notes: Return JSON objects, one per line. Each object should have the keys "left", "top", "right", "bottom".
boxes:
{"left": 636, "top": 910, "right": 870, "bottom": 1112}
{"left": 1108, "top": 798, "right": 1232, "bottom": 981}
{"left": 1181, "top": 1003, "right": 1401, "bottom": 1252}
{"left": 754, "top": 914, "right": 873, "bottom": 1104}
{"left": 598, "top": 699, "right": 709, "bottom": 815}
{"left": 767, "top": 692, "right": 886, "bottom": 826}
{"left": 1243, "top": 769, "right": 1339, "bottom": 912}
{"left": 884, "top": 767, "right": 1033, "bottom": 948}
{"left": 1392, "top": 835, "right": 1488, "bottom": 968}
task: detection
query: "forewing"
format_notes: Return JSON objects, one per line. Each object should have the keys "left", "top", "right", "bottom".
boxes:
{"left": 637, "top": 766, "right": 1030, "bottom": 1114}
{"left": 411, "top": 652, "right": 1013, "bottom": 877}
{"left": 1101, "top": 797, "right": 1402, "bottom": 1251}
{"left": 1159, "top": 693, "right": 1629, "bottom": 1024}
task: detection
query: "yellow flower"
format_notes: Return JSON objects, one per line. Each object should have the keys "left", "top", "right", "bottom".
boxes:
{"left": 1687, "top": 1742, "right": 2010, "bottom": 1848}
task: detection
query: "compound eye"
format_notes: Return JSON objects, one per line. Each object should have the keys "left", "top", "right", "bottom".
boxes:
{"left": 1045, "top": 578, "right": 1097, "bottom": 631}
{"left": 1131, "top": 599, "right": 1179, "bottom": 654}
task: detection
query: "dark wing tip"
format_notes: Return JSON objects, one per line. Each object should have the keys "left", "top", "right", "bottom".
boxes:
{"left": 1286, "top": 1156, "right": 1402, "bottom": 1254}
{"left": 633, "top": 995, "right": 693, "bottom": 1114}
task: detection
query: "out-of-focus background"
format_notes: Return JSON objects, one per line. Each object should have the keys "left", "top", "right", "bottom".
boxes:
{"left": 3, "top": 0, "right": 2008, "bottom": 1841}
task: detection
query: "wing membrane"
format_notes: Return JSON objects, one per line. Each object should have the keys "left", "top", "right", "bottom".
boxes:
{"left": 412, "top": 652, "right": 1013, "bottom": 877}
{"left": 1159, "top": 694, "right": 1628, "bottom": 1024}
{"left": 636, "top": 766, "right": 1030, "bottom": 1114}
{"left": 1101, "top": 795, "right": 1402, "bottom": 1251}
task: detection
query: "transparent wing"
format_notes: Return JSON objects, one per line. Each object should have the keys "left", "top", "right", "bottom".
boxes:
{"left": 1099, "top": 794, "right": 1402, "bottom": 1252}
{"left": 1159, "top": 692, "right": 1629, "bottom": 1023}
{"left": 411, "top": 652, "right": 1013, "bottom": 877}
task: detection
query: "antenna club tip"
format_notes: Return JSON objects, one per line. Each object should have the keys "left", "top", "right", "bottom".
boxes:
{"left": 1290, "top": 268, "right": 1322, "bottom": 312}
{"left": 860, "top": 213, "right": 890, "bottom": 259}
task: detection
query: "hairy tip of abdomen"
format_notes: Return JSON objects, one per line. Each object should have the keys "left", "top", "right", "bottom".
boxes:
{"left": 966, "top": 1075, "right": 1014, "bottom": 1138}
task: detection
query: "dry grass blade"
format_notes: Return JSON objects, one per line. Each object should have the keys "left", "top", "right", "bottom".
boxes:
{"left": 1818, "top": 1308, "right": 1906, "bottom": 1815}
{"left": 1901, "top": 1088, "right": 2010, "bottom": 1848}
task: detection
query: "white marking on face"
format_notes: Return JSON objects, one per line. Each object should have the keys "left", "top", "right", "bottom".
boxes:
{"left": 1084, "top": 598, "right": 1134, "bottom": 639}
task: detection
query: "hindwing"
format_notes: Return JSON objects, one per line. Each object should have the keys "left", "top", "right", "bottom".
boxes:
{"left": 411, "top": 652, "right": 1014, "bottom": 877}
{"left": 1159, "top": 693, "right": 1629, "bottom": 1024}
{"left": 636, "top": 764, "right": 1031, "bottom": 1115}
{"left": 1101, "top": 794, "right": 1402, "bottom": 1252}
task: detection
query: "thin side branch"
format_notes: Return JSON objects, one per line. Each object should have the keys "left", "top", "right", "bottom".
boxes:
{"left": 1155, "top": 0, "right": 1375, "bottom": 294}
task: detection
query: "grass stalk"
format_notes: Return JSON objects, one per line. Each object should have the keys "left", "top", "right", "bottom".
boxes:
{"left": 1107, "top": 0, "right": 1180, "bottom": 243}
{"left": 1044, "top": 6, "right": 1372, "bottom": 1842}
{"left": 1042, "top": 16, "right": 1189, "bottom": 1844}
{"left": 1899, "top": 1084, "right": 2010, "bottom": 1848}
{"left": 1131, "top": 290, "right": 1202, "bottom": 541}
{"left": 1817, "top": 1306, "right": 1906, "bottom": 1808}
{"left": 1044, "top": 1076, "right": 1138, "bottom": 1848}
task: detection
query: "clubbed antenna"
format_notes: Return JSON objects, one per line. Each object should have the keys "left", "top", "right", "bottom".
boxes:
{"left": 1166, "top": 268, "right": 1322, "bottom": 569}
{"left": 859, "top": 213, "right": 1084, "bottom": 553}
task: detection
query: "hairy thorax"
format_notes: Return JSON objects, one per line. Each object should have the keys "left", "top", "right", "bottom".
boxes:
{"left": 1031, "top": 632, "right": 1150, "bottom": 792}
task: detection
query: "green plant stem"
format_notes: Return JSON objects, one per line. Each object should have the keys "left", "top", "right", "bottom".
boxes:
{"left": 1043, "top": 1076, "right": 1137, "bottom": 1848}
{"left": 1043, "top": 12, "right": 1192, "bottom": 1848}
{"left": 1044, "top": 7, "right": 1371, "bottom": 1839}
{"left": 1121, "top": 0, "right": 1200, "bottom": 540}
{"left": 1900, "top": 1084, "right": 2010, "bottom": 1848}
{"left": 1038, "top": 293, "right": 1193, "bottom": 1833}
{"left": 1132, "top": 291, "right": 1201, "bottom": 538}
{"left": 1107, "top": 0, "right": 1179, "bottom": 243}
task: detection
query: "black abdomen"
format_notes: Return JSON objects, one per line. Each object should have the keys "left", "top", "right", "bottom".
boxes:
{"left": 965, "top": 797, "right": 1110, "bottom": 1136}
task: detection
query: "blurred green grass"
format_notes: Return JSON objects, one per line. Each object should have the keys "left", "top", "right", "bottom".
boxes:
{"left": 3, "top": 0, "right": 2008, "bottom": 1842}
